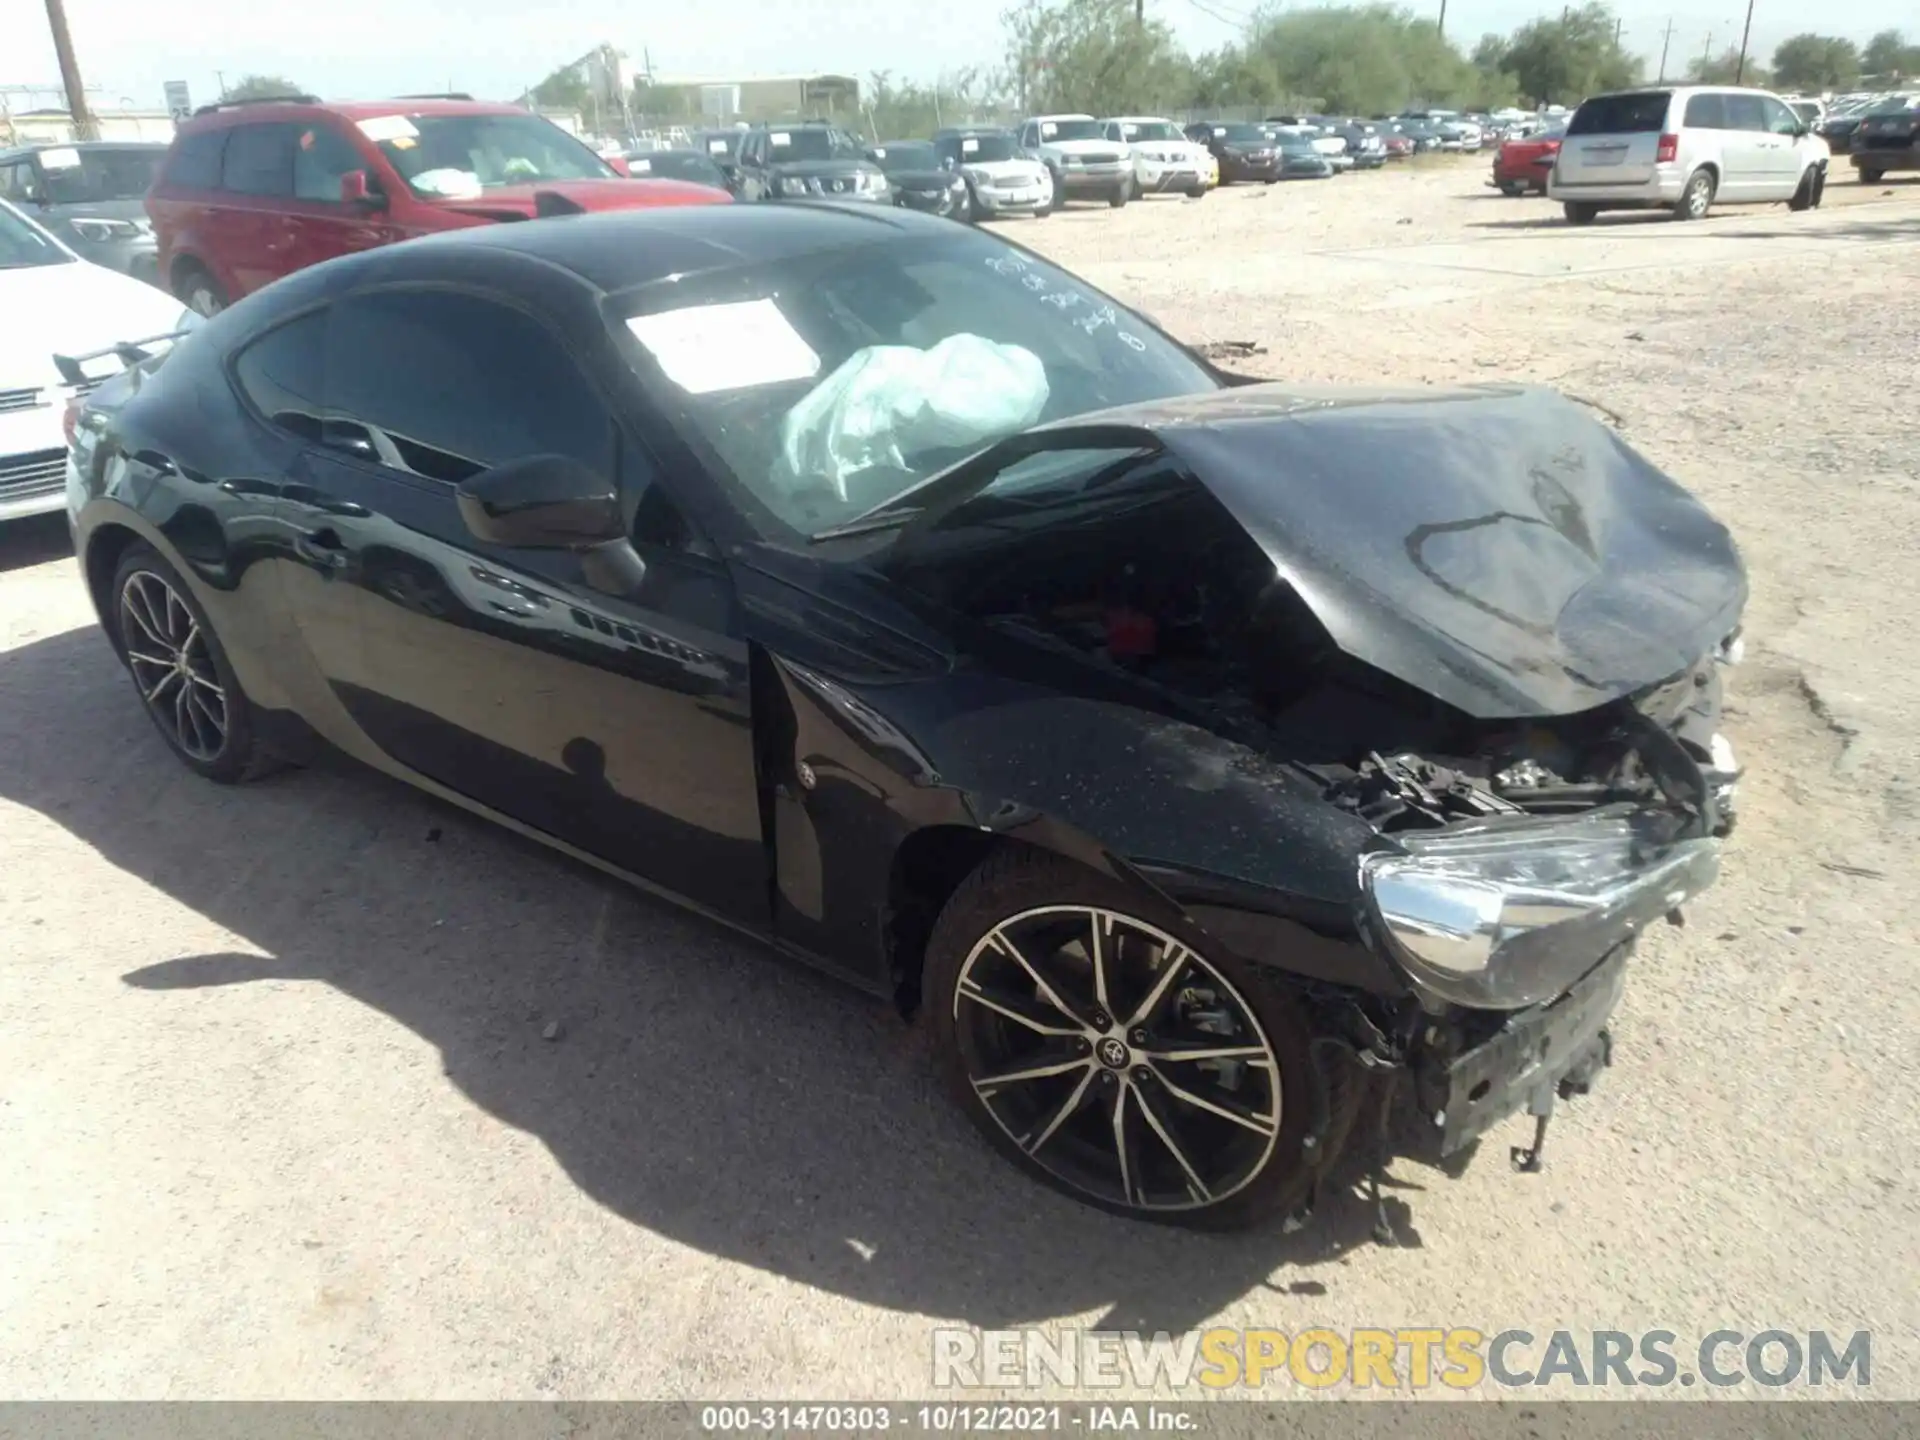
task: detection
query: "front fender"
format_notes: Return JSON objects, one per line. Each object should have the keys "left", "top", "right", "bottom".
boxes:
{"left": 764, "top": 656, "right": 1397, "bottom": 995}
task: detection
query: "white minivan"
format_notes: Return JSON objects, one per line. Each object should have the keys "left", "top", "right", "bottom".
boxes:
{"left": 1548, "top": 85, "right": 1830, "bottom": 224}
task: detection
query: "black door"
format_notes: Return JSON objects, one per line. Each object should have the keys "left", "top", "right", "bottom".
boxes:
{"left": 278, "top": 284, "right": 768, "bottom": 928}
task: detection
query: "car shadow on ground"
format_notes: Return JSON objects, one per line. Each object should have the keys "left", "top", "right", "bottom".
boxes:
{"left": 2, "top": 624, "right": 1449, "bottom": 1333}
{"left": 0, "top": 513, "right": 73, "bottom": 574}
{"left": 1468, "top": 209, "right": 1920, "bottom": 239}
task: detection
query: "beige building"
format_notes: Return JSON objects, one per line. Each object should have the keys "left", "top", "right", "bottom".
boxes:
{"left": 640, "top": 73, "right": 860, "bottom": 125}
{"left": 0, "top": 107, "right": 177, "bottom": 147}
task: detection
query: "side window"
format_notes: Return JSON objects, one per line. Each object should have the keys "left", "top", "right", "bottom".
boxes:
{"left": 232, "top": 310, "right": 328, "bottom": 441}
{"left": 1683, "top": 94, "right": 1725, "bottom": 129}
{"left": 293, "top": 123, "right": 371, "bottom": 202}
{"left": 165, "top": 129, "right": 228, "bottom": 190}
{"left": 0, "top": 163, "right": 23, "bottom": 200}
{"left": 220, "top": 123, "right": 297, "bottom": 196}
{"left": 1761, "top": 97, "right": 1801, "bottom": 135}
{"left": 323, "top": 288, "right": 615, "bottom": 486}
{"left": 1722, "top": 94, "right": 1768, "bottom": 132}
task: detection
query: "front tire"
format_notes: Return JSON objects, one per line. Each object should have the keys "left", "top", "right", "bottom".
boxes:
{"left": 1788, "top": 165, "right": 1821, "bottom": 211}
{"left": 1498, "top": 179, "right": 1523, "bottom": 196}
{"left": 1108, "top": 182, "right": 1129, "bottom": 209}
{"left": 1673, "top": 167, "right": 1715, "bottom": 221}
{"left": 111, "top": 544, "right": 281, "bottom": 784}
{"left": 1859, "top": 167, "right": 1884, "bottom": 184}
{"left": 925, "top": 848, "right": 1351, "bottom": 1230}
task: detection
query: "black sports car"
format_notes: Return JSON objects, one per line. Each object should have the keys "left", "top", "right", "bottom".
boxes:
{"left": 62, "top": 204, "right": 1746, "bottom": 1230}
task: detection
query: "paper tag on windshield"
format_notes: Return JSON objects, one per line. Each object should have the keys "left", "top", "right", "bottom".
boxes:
{"left": 1122, "top": 125, "right": 1138, "bottom": 137}
{"left": 961, "top": 137, "right": 979, "bottom": 154}
{"left": 771, "top": 131, "right": 792, "bottom": 147}
{"left": 632, "top": 158, "right": 651, "bottom": 173}
{"left": 626, "top": 298, "right": 820, "bottom": 396}
{"left": 1040, "top": 123, "right": 1057, "bottom": 138}
{"left": 872, "top": 147, "right": 887, "bottom": 158}
{"left": 357, "top": 115, "right": 419, "bottom": 143}
{"left": 39, "top": 146, "right": 82, "bottom": 171}
{"left": 707, "top": 138, "right": 729, "bottom": 154}
{"left": 1213, "top": 127, "right": 1227, "bottom": 137}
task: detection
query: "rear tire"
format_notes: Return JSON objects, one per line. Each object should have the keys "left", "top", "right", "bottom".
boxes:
{"left": 1859, "top": 167, "right": 1884, "bottom": 184}
{"left": 1672, "top": 168, "right": 1715, "bottom": 221}
{"left": 1563, "top": 201, "right": 1599, "bottom": 225}
{"left": 173, "top": 262, "right": 228, "bottom": 317}
{"left": 1498, "top": 180, "right": 1523, "bottom": 196}
{"left": 110, "top": 543, "right": 283, "bottom": 784}
{"left": 924, "top": 847, "right": 1360, "bottom": 1230}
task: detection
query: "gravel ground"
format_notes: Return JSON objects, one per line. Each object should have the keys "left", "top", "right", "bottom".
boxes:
{"left": 2, "top": 158, "right": 1917, "bottom": 1402}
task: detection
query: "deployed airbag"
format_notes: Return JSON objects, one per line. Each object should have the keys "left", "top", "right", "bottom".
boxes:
{"left": 776, "top": 334, "right": 1048, "bottom": 500}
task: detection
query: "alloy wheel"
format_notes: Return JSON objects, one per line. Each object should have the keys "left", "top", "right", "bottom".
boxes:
{"left": 119, "top": 570, "right": 228, "bottom": 761}
{"left": 951, "top": 905, "right": 1282, "bottom": 1213}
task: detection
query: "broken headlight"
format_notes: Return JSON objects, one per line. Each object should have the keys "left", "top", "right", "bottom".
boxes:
{"left": 1361, "top": 809, "right": 1721, "bottom": 1011}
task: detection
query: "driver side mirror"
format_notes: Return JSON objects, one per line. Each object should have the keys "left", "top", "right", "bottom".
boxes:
{"left": 339, "top": 170, "right": 387, "bottom": 211}
{"left": 457, "top": 455, "right": 625, "bottom": 549}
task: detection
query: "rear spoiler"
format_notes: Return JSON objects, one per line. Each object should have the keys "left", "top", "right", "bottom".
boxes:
{"left": 51, "top": 328, "right": 194, "bottom": 388}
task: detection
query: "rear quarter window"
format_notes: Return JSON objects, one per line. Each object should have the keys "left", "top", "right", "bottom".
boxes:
{"left": 1568, "top": 92, "right": 1672, "bottom": 136}
{"left": 164, "top": 129, "right": 229, "bottom": 189}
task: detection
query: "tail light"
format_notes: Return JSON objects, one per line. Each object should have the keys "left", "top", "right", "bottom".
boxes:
{"left": 1656, "top": 133, "right": 1679, "bottom": 164}
{"left": 61, "top": 394, "right": 84, "bottom": 448}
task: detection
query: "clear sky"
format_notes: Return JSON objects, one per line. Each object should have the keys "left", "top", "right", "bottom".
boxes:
{"left": 12, "top": 0, "right": 1913, "bottom": 113}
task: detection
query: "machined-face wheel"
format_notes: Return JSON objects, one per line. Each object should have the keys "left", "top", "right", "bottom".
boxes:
{"left": 951, "top": 904, "right": 1282, "bottom": 1214}
{"left": 120, "top": 569, "right": 228, "bottom": 761}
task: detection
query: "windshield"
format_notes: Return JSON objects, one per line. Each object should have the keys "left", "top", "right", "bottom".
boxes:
{"left": 35, "top": 147, "right": 163, "bottom": 204}
{"left": 1868, "top": 94, "right": 1920, "bottom": 115}
{"left": 1789, "top": 102, "right": 1822, "bottom": 123}
{"left": 951, "top": 133, "right": 1018, "bottom": 162}
{"left": 610, "top": 229, "right": 1215, "bottom": 541}
{"left": 0, "top": 202, "right": 73, "bottom": 268}
{"left": 1276, "top": 135, "right": 1318, "bottom": 153}
{"left": 1038, "top": 119, "right": 1103, "bottom": 142}
{"left": 873, "top": 142, "right": 937, "bottom": 174}
{"left": 366, "top": 112, "right": 614, "bottom": 197}
{"left": 1117, "top": 121, "right": 1183, "bottom": 142}
{"left": 766, "top": 128, "right": 865, "bottom": 162}
{"left": 630, "top": 151, "right": 728, "bottom": 187}
{"left": 1215, "top": 124, "right": 1268, "bottom": 144}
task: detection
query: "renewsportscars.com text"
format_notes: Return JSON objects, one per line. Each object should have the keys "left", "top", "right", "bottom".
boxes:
{"left": 931, "top": 1327, "right": 1872, "bottom": 1392}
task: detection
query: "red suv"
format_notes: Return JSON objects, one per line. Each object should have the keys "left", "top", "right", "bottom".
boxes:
{"left": 146, "top": 94, "right": 730, "bottom": 315}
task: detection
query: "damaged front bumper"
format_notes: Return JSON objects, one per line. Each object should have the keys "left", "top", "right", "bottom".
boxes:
{"left": 1361, "top": 806, "right": 1721, "bottom": 1012}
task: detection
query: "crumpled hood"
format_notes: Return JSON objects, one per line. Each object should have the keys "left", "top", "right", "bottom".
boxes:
{"left": 1020, "top": 382, "right": 1747, "bottom": 720}
{"left": 764, "top": 159, "right": 880, "bottom": 180}
{"left": 0, "top": 259, "right": 185, "bottom": 386}
{"left": 1040, "top": 138, "right": 1128, "bottom": 161}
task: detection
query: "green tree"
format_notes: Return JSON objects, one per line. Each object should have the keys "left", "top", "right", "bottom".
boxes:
{"left": 1770, "top": 34, "right": 1860, "bottom": 90}
{"left": 1003, "top": 0, "right": 1194, "bottom": 115}
{"left": 1687, "top": 48, "right": 1765, "bottom": 87}
{"left": 860, "top": 70, "right": 1003, "bottom": 140}
{"left": 1187, "top": 45, "right": 1281, "bottom": 108}
{"left": 530, "top": 64, "right": 590, "bottom": 111}
{"left": 1470, "top": 34, "right": 1521, "bottom": 108}
{"left": 223, "top": 74, "right": 307, "bottom": 102}
{"left": 1240, "top": 6, "right": 1476, "bottom": 115}
{"left": 1862, "top": 29, "right": 1920, "bottom": 78}
{"left": 1500, "top": 4, "right": 1638, "bottom": 107}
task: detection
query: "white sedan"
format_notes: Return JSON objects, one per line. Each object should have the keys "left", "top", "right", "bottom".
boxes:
{"left": 0, "top": 199, "right": 190, "bottom": 523}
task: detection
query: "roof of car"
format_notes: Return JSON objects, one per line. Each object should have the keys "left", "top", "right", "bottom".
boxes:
{"left": 0, "top": 140, "right": 167, "bottom": 159}
{"left": 388, "top": 199, "right": 938, "bottom": 296}
{"left": 180, "top": 96, "right": 528, "bottom": 128}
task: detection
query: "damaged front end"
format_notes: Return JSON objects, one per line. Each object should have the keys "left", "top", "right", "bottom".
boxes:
{"left": 881, "top": 381, "right": 1748, "bottom": 1196}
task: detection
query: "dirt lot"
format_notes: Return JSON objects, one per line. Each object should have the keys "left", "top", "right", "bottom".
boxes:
{"left": 3, "top": 159, "right": 1917, "bottom": 1401}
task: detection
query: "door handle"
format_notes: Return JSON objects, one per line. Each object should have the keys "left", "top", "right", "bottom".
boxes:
{"left": 293, "top": 526, "right": 348, "bottom": 569}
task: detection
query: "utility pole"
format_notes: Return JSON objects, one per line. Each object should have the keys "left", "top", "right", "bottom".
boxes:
{"left": 1701, "top": 32, "right": 1714, "bottom": 72}
{"left": 1615, "top": 18, "right": 1624, "bottom": 45}
{"left": 42, "top": 0, "right": 96, "bottom": 140}
{"left": 1656, "top": 20, "right": 1675, "bottom": 81}
{"left": 1438, "top": 0, "right": 1448, "bottom": 39}
{"left": 1734, "top": 0, "right": 1755, "bottom": 83}
{"left": 1135, "top": 0, "right": 1144, "bottom": 22}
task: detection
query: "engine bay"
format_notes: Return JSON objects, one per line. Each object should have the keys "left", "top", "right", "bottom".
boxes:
{"left": 895, "top": 486, "right": 1718, "bottom": 836}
